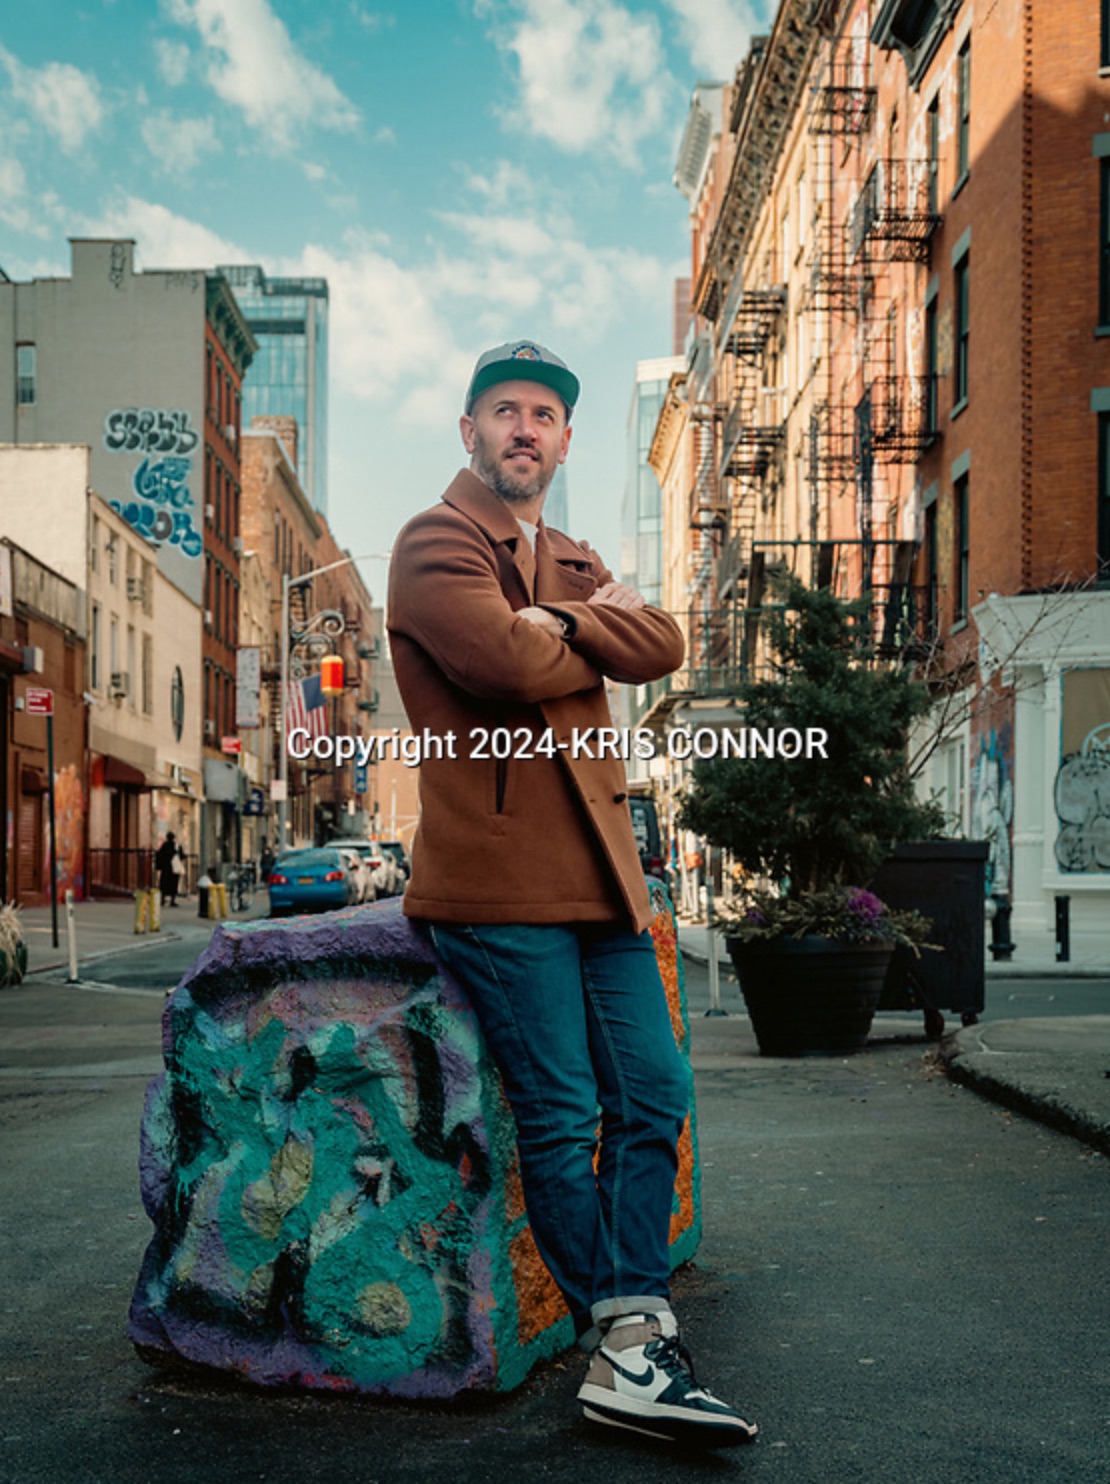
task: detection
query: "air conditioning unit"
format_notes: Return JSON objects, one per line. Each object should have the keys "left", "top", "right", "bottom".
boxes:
{"left": 205, "top": 503, "right": 215, "bottom": 521}
{"left": 109, "top": 671, "right": 130, "bottom": 699}
{"left": 224, "top": 424, "right": 237, "bottom": 443}
{"left": 126, "top": 576, "right": 145, "bottom": 602}
{"left": 204, "top": 609, "right": 214, "bottom": 629}
{"left": 231, "top": 537, "right": 244, "bottom": 555}
{"left": 204, "top": 719, "right": 217, "bottom": 739}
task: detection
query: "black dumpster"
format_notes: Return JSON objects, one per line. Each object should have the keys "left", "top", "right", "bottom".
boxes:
{"left": 872, "top": 840, "right": 990, "bottom": 1033}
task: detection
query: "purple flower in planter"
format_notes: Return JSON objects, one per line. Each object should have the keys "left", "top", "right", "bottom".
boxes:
{"left": 744, "top": 906, "right": 768, "bottom": 926}
{"left": 844, "top": 888, "right": 885, "bottom": 924}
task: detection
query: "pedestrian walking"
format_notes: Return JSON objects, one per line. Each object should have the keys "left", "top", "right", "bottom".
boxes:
{"left": 155, "top": 832, "right": 179, "bottom": 908}
{"left": 387, "top": 340, "right": 756, "bottom": 1448}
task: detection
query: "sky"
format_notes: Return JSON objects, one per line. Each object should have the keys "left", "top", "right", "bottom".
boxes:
{"left": 1, "top": 0, "right": 771, "bottom": 599}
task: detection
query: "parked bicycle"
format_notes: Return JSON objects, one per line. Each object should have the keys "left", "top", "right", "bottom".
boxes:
{"left": 226, "top": 863, "right": 256, "bottom": 913}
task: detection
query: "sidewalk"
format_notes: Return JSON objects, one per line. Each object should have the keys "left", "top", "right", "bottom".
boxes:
{"left": 678, "top": 915, "right": 1110, "bottom": 1158}
{"left": 676, "top": 916, "right": 1110, "bottom": 978}
{"left": 13, "top": 892, "right": 266, "bottom": 978}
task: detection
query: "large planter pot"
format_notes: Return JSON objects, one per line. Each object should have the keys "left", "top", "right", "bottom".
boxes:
{"left": 725, "top": 936, "right": 896, "bottom": 1057}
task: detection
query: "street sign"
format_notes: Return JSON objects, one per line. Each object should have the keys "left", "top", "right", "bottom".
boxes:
{"left": 354, "top": 762, "right": 368, "bottom": 795}
{"left": 25, "top": 687, "right": 53, "bottom": 715}
{"left": 221, "top": 736, "right": 242, "bottom": 756}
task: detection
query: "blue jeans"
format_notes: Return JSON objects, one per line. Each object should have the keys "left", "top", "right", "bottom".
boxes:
{"left": 429, "top": 921, "right": 689, "bottom": 1346}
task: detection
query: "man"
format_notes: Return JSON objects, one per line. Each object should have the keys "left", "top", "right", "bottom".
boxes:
{"left": 387, "top": 341, "right": 756, "bottom": 1448}
{"left": 155, "top": 831, "right": 179, "bottom": 908}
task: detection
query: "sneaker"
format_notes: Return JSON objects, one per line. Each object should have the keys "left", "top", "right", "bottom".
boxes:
{"left": 578, "top": 1312, "right": 757, "bottom": 1448}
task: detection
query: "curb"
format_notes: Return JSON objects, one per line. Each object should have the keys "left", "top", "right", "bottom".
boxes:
{"left": 938, "top": 1033, "right": 1110, "bottom": 1157}
{"left": 23, "top": 929, "right": 188, "bottom": 979}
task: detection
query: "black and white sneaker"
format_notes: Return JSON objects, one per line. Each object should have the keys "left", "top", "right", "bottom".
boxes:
{"left": 578, "top": 1312, "right": 757, "bottom": 1448}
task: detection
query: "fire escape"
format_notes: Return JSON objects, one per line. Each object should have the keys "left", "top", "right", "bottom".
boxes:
{"left": 802, "top": 29, "right": 934, "bottom": 657}
{"left": 716, "top": 286, "right": 787, "bottom": 605}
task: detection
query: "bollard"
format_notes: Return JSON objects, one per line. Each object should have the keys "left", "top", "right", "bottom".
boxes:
{"left": 216, "top": 882, "right": 229, "bottom": 920}
{"left": 65, "top": 889, "right": 79, "bottom": 983}
{"left": 197, "top": 875, "right": 211, "bottom": 920}
{"left": 1055, "top": 894, "right": 1070, "bottom": 963}
{"left": 149, "top": 888, "right": 163, "bottom": 934}
{"left": 988, "top": 890, "right": 1015, "bottom": 962}
{"left": 133, "top": 889, "right": 149, "bottom": 935}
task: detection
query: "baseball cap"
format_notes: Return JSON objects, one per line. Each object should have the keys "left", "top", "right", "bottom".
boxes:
{"left": 465, "top": 340, "right": 580, "bottom": 415}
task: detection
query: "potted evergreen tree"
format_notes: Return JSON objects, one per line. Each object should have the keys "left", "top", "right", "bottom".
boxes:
{"left": 679, "top": 575, "right": 944, "bottom": 1055}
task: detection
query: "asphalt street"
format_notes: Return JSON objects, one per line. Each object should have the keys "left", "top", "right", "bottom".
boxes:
{"left": 0, "top": 942, "right": 1107, "bottom": 1483}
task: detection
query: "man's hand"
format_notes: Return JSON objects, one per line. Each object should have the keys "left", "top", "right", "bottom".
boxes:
{"left": 588, "top": 581, "right": 646, "bottom": 611}
{"left": 518, "top": 606, "right": 566, "bottom": 637}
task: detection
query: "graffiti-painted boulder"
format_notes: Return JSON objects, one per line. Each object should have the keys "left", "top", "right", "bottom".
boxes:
{"left": 129, "top": 884, "right": 701, "bottom": 1396}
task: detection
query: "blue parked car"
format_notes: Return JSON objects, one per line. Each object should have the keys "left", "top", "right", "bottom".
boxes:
{"left": 267, "top": 847, "right": 359, "bottom": 917}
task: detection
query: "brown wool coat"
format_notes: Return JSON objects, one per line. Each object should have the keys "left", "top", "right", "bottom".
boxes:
{"left": 386, "top": 470, "right": 684, "bottom": 934}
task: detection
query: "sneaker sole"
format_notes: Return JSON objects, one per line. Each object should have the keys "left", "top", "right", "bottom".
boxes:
{"left": 579, "top": 1390, "right": 758, "bottom": 1448}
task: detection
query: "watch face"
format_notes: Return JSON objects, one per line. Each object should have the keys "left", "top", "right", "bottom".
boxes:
{"left": 171, "top": 666, "right": 185, "bottom": 742}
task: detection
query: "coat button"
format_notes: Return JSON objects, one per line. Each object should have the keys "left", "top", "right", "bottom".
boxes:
{"left": 613, "top": 792, "right": 627, "bottom": 803}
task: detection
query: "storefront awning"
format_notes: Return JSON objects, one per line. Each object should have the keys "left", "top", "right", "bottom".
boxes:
{"left": 103, "top": 754, "right": 152, "bottom": 790}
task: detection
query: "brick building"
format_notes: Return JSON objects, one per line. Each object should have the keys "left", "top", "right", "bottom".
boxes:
{"left": 240, "top": 415, "right": 376, "bottom": 854}
{"left": 0, "top": 240, "right": 255, "bottom": 880}
{"left": 653, "top": 0, "right": 1110, "bottom": 949}
{"left": 0, "top": 537, "right": 86, "bottom": 907}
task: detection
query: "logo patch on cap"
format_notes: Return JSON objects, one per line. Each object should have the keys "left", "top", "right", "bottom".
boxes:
{"left": 510, "top": 343, "right": 542, "bottom": 361}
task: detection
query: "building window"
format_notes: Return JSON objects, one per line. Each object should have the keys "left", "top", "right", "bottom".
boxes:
{"left": 923, "top": 502, "right": 939, "bottom": 636}
{"left": 90, "top": 602, "right": 101, "bottom": 691}
{"left": 171, "top": 666, "right": 185, "bottom": 742}
{"left": 956, "top": 40, "right": 971, "bottom": 184}
{"left": 16, "top": 344, "right": 35, "bottom": 405}
{"left": 1099, "top": 413, "right": 1110, "bottom": 570}
{"left": 926, "top": 96, "right": 940, "bottom": 216}
{"left": 925, "top": 297, "right": 939, "bottom": 432}
{"left": 1103, "top": 0, "right": 1110, "bottom": 70}
{"left": 90, "top": 514, "right": 100, "bottom": 574}
{"left": 142, "top": 633, "right": 153, "bottom": 715}
{"left": 954, "top": 473, "right": 970, "bottom": 621}
{"left": 954, "top": 254, "right": 970, "bottom": 407}
{"left": 1101, "top": 159, "right": 1110, "bottom": 327}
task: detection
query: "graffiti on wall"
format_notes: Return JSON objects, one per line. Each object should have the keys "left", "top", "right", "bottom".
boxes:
{"left": 104, "top": 408, "right": 202, "bottom": 558}
{"left": 1055, "top": 725, "right": 1110, "bottom": 873}
{"left": 44, "top": 764, "right": 85, "bottom": 899}
{"left": 1055, "top": 668, "right": 1110, "bottom": 874}
{"left": 971, "top": 727, "right": 1014, "bottom": 897}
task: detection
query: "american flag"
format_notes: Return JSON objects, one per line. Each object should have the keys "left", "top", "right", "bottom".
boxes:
{"left": 286, "top": 673, "right": 328, "bottom": 742}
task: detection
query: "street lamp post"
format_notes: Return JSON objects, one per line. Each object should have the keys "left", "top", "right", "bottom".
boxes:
{"left": 276, "top": 552, "right": 391, "bottom": 853}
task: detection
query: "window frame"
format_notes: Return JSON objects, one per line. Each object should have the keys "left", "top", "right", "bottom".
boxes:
{"left": 954, "top": 253, "right": 970, "bottom": 410}
{"left": 954, "top": 472, "right": 970, "bottom": 622}
{"left": 956, "top": 39, "right": 971, "bottom": 186}
{"left": 15, "top": 343, "right": 36, "bottom": 406}
{"left": 1100, "top": 159, "right": 1110, "bottom": 328}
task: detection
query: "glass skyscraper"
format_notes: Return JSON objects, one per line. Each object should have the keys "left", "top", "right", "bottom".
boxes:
{"left": 220, "top": 265, "right": 329, "bottom": 515}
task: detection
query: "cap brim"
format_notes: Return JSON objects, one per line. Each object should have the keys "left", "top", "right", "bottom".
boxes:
{"left": 467, "top": 360, "right": 579, "bottom": 412}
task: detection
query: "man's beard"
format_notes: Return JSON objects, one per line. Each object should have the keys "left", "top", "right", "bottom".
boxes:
{"left": 472, "top": 431, "right": 554, "bottom": 504}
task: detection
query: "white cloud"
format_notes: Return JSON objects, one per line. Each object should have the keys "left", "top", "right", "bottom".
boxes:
{"left": 0, "top": 44, "right": 104, "bottom": 153}
{"left": 662, "top": 0, "right": 763, "bottom": 78}
{"left": 0, "top": 155, "right": 66, "bottom": 238}
{"left": 81, "top": 196, "right": 248, "bottom": 269}
{"left": 154, "top": 37, "right": 192, "bottom": 86}
{"left": 141, "top": 111, "right": 219, "bottom": 173}
{"left": 479, "top": 0, "right": 673, "bottom": 165}
{"left": 167, "top": 0, "right": 361, "bottom": 147}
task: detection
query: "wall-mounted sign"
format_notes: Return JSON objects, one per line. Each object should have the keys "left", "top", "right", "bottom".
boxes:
{"left": 25, "top": 687, "right": 54, "bottom": 716}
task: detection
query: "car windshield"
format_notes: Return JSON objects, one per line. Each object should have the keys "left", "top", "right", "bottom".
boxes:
{"left": 276, "top": 849, "right": 339, "bottom": 867}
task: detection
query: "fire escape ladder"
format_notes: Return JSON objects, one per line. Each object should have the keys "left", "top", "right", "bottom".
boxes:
{"left": 809, "top": 31, "right": 876, "bottom": 136}
{"left": 850, "top": 158, "right": 941, "bottom": 263}
{"left": 688, "top": 405, "right": 726, "bottom": 534}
